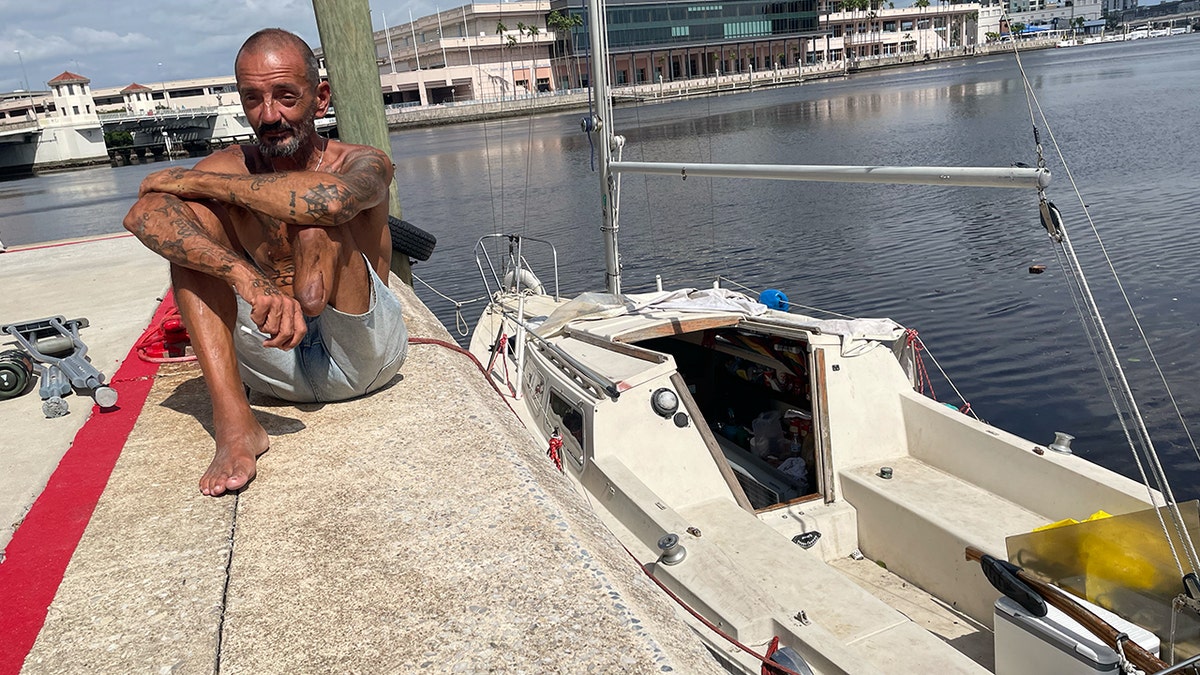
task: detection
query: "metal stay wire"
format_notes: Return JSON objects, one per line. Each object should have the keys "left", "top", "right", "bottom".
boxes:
{"left": 1010, "top": 37, "right": 1200, "bottom": 578}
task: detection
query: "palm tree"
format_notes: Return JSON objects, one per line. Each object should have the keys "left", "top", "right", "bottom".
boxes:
{"left": 526, "top": 24, "right": 541, "bottom": 92}
{"left": 547, "top": 10, "right": 585, "bottom": 89}
{"left": 496, "top": 22, "right": 510, "bottom": 99}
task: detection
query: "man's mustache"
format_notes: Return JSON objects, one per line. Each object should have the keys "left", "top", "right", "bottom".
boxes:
{"left": 258, "top": 119, "right": 295, "bottom": 135}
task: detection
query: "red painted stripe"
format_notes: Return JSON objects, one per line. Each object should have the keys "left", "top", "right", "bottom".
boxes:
{"left": 3, "top": 233, "right": 134, "bottom": 254}
{"left": 0, "top": 294, "right": 170, "bottom": 674}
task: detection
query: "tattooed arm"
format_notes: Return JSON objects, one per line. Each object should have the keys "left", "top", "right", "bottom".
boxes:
{"left": 138, "top": 146, "right": 392, "bottom": 227}
{"left": 122, "top": 192, "right": 306, "bottom": 349}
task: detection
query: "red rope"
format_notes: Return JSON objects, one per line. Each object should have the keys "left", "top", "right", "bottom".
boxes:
{"left": 625, "top": 546, "right": 806, "bottom": 675}
{"left": 406, "top": 336, "right": 518, "bottom": 418}
{"left": 133, "top": 290, "right": 198, "bottom": 364}
{"left": 905, "top": 328, "right": 936, "bottom": 400}
{"left": 547, "top": 432, "right": 564, "bottom": 472}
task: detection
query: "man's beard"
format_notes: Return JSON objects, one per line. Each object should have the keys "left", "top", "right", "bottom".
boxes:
{"left": 256, "top": 114, "right": 317, "bottom": 159}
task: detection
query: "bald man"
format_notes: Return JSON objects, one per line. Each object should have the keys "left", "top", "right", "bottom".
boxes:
{"left": 124, "top": 28, "right": 407, "bottom": 496}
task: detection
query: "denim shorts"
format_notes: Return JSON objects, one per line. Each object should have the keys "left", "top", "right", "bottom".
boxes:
{"left": 233, "top": 263, "right": 407, "bottom": 403}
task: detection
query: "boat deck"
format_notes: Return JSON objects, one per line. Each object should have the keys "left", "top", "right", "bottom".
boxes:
{"left": 830, "top": 555, "right": 995, "bottom": 671}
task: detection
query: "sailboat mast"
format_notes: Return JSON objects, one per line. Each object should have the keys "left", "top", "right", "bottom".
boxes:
{"left": 585, "top": 0, "right": 622, "bottom": 295}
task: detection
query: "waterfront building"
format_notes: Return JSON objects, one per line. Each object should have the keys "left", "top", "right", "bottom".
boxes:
{"left": 1002, "top": 0, "right": 1104, "bottom": 30}
{"left": 818, "top": 2, "right": 983, "bottom": 60}
{"left": 0, "top": 72, "right": 107, "bottom": 175}
{"left": 1103, "top": 0, "right": 1139, "bottom": 15}
{"left": 349, "top": 1, "right": 555, "bottom": 106}
{"left": 91, "top": 76, "right": 240, "bottom": 115}
{"left": 1005, "top": 0, "right": 1104, "bottom": 32}
{"left": 342, "top": 0, "right": 828, "bottom": 105}
{"left": 544, "top": 0, "right": 824, "bottom": 86}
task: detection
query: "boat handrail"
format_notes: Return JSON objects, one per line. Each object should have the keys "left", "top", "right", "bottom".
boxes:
{"left": 473, "top": 233, "right": 561, "bottom": 301}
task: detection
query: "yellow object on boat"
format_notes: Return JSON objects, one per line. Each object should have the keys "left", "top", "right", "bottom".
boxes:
{"left": 1032, "top": 510, "right": 1113, "bottom": 533}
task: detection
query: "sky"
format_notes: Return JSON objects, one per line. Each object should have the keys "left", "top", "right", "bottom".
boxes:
{"left": 0, "top": 0, "right": 438, "bottom": 92}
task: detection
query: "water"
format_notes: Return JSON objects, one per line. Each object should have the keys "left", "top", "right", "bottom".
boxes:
{"left": 3, "top": 37, "right": 1199, "bottom": 498}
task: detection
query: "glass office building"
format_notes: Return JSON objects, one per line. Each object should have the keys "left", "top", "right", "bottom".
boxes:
{"left": 548, "top": 0, "right": 825, "bottom": 85}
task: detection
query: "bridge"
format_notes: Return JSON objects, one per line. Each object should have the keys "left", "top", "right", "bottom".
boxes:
{"left": 0, "top": 106, "right": 339, "bottom": 176}
{"left": 98, "top": 106, "right": 337, "bottom": 164}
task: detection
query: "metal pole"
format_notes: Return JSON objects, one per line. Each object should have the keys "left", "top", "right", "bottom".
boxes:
{"left": 13, "top": 49, "right": 29, "bottom": 91}
{"left": 312, "top": 0, "right": 412, "bottom": 283}
{"left": 461, "top": 6, "right": 474, "bottom": 67}
{"left": 609, "top": 161, "right": 1052, "bottom": 190}
{"left": 13, "top": 49, "right": 34, "bottom": 121}
{"left": 382, "top": 11, "right": 396, "bottom": 74}
{"left": 408, "top": 10, "right": 422, "bottom": 71}
{"left": 157, "top": 62, "right": 167, "bottom": 109}
{"left": 436, "top": 7, "right": 449, "bottom": 68}
{"left": 586, "top": 0, "right": 621, "bottom": 295}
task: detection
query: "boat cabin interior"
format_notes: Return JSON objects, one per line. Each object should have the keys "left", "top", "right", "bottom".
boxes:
{"left": 635, "top": 328, "right": 822, "bottom": 511}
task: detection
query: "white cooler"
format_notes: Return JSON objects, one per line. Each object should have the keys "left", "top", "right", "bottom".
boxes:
{"left": 994, "top": 594, "right": 1160, "bottom": 674}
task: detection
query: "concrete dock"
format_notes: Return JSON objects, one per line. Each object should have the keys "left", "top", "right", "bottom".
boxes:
{"left": 0, "top": 235, "right": 724, "bottom": 673}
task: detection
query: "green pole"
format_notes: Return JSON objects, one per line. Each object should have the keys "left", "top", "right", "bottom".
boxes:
{"left": 311, "top": 0, "right": 411, "bottom": 284}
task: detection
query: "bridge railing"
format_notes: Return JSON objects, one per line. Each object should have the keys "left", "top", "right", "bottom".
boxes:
{"left": 0, "top": 118, "right": 39, "bottom": 134}
{"left": 98, "top": 106, "right": 222, "bottom": 123}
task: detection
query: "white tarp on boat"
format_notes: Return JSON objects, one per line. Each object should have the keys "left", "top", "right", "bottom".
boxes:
{"left": 535, "top": 289, "right": 904, "bottom": 355}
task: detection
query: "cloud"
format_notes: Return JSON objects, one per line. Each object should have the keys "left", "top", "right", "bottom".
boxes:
{"left": 0, "top": 1, "right": 444, "bottom": 89}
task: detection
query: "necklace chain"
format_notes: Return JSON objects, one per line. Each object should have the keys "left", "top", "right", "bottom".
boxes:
{"left": 313, "top": 139, "right": 326, "bottom": 172}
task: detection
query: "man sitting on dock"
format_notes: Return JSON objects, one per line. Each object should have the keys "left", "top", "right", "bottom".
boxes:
{"left": 124, "top": 28, "right": 407, "bottom": 496}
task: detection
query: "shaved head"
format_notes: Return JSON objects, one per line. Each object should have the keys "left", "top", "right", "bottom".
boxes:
{"left": 236, "top": 28, "right": 320, "bottom": 88}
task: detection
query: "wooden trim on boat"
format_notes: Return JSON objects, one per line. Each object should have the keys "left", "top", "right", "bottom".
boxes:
{"left": 813, "top": 349, "right": 837, "bottom": 504}
{"left": 671, "top": 372, "right": 755, "bottom": 513}
{"left": 562, "top": 328, "right": 669, "bottom": 363}
{"left": 613, "top": 316, "right": 743, "bottom": 343}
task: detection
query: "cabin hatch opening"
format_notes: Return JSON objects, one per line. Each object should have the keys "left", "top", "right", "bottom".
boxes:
{"left": 638, "top": 329, "right": 821, "bottom": 511}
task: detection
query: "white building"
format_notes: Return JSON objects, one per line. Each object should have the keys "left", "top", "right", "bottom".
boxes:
{"left": 819, "top": 3, "right": 983, "bottom": 60}
{"left": 336, "top": 1, "right": 557, "bottom": 106}
{"left": 0, "top": 71, "right": 107, "bottom": 174}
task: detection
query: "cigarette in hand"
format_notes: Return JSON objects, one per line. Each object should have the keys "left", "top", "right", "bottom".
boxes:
{"left": 239, "top": 324, "right": 271, "bottom": 340}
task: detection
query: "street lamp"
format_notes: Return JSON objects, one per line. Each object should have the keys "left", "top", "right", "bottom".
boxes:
{"left": 157, "top": 62, "right": 167, "bottom": 110}
{"left": 13, "top": 49, "right": 35, "bottom": 120}
{"left": 13, "top": 50, "right": 29, "bottom": 91}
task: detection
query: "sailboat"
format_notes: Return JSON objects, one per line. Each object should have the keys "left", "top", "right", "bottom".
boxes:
{"left": 463, "top": 2, "right": 1200, "bottom": 672}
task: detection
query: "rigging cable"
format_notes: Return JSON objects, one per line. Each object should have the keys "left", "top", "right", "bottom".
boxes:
{"left": 1009, "top": 34, "right": 1200, "bottom": 581}
{"left": 411, "top": 273, "right": 490, "bottom": 337}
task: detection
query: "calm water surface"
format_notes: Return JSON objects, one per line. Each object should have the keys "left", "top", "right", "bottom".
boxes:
{"left": 3, "top": 37, "right": 1199, "bottom": 497}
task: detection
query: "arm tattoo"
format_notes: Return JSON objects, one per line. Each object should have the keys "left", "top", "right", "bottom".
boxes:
{"left": 128, "top": 194, "right": 250, "bottom": 283}
{"left": 301, "top": 183, "right": 347, "bottom": 224}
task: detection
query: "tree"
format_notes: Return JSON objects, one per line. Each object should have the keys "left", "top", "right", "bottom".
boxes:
{"left": 526, "top": 24, "right": 541, "bottom": 91}
{"left": 104, "top": 130, "right": 133, "bottom": 148}
{"left": 546, "top": 10, "right": 585, "bottom": 88}
{"left": 1011, "top": 21, "right": 1026, "bottom": 37}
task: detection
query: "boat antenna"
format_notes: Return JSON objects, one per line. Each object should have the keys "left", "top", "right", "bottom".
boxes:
{"left": 583, "top": 0, "right": 622, "bottom": 295}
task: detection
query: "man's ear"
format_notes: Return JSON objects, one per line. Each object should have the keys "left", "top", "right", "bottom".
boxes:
{"left": 314, "top": 80, "right": 332, "bottom": 118}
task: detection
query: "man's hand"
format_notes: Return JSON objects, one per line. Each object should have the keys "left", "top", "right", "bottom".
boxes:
{"left": 232, "top": 274, "right": 307, "bottom": 350}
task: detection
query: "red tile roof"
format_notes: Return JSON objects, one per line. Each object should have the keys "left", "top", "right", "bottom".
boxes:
{"left": 47, "top": 71, "right": 90, "bottom": 85}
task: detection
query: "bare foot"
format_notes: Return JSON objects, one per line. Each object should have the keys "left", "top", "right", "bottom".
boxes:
{"left": 200, "top": 425, "right": 270, "bottom": 496}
